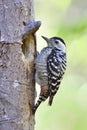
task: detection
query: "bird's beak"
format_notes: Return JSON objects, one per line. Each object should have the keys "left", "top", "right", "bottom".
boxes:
{"left": 41, "top": 36, "right": 50, "bottom": 43}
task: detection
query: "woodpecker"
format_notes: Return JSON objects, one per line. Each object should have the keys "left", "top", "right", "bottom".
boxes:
{"left": 33, "top": 36, "right": 67, "bottom": 114}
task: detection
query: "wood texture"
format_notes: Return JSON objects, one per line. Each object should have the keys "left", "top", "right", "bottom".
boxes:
{"left": 0, "top": 0, "right": 37, "bottom": 130}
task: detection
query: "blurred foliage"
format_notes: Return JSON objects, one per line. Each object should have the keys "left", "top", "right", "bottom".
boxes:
{"left": 34, "top": 0, "right": 87, "bottom": 130}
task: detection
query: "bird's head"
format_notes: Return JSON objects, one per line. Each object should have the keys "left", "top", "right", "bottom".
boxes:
{"left": 42, "top": 36, "right": 66, "bottom": 52}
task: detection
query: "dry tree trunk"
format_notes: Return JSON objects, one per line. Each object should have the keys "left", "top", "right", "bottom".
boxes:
{"left": 0, "top": 0, "right": 41, "bottom": 130}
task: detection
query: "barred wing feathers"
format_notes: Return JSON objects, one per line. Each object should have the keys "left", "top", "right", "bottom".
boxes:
{"left": 47, "top": 48, "right": 66, "bottom": 105}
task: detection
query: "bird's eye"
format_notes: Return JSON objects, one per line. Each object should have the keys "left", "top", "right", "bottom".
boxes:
{"left": 55, "top": 40, "right": 59, "bottom": 44}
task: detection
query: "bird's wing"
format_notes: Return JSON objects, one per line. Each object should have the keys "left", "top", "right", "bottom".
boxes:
{"left": 47, "top": 49, "right": 64, "bottom": 96}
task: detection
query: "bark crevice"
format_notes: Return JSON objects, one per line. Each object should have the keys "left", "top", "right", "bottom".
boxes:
{"left": 0, "top": 1, "right": 41, "bottom": 129}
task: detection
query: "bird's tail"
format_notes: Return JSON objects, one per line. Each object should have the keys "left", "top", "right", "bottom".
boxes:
{"left": 48, "top": 96, "right": 54, "bottom": 106}
{"left": 32, "top": 93, "right": 48, "bottom": 114}
{"left": 32, "top": 101, "right": 41, "bottom": 114}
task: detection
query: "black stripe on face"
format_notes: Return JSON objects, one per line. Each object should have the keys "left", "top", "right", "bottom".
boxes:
{"left": 51, "top": 37, "right": 66, "bottom": 46}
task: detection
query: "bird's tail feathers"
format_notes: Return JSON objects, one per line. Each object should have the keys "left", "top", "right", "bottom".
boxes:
{"left": 48, "top": 96, "right": 54, "bottom": 106}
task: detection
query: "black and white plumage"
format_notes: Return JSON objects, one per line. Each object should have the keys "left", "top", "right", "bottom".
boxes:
{"left": 47, "top": 48, "right": 66, "bottom": 105}
{"left": 33, "top": 36, "right": 67, "bottom": 114}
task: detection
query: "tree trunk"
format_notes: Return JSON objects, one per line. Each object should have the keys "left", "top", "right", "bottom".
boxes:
{"left": 0, "top": 0, "right": 40, "bottom": 130}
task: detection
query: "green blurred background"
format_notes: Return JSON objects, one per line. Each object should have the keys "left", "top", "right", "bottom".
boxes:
{"left": 34, "top": 0, "right": 87, "bottom": 130}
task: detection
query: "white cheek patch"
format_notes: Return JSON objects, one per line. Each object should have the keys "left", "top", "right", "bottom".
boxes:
{"left": 58, "top": 41, "right": 66, "bottom": 52}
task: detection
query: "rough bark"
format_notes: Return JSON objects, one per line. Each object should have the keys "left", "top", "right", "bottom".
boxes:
{"left": 0, "top": 0, "right": 40, "bottom": 130}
